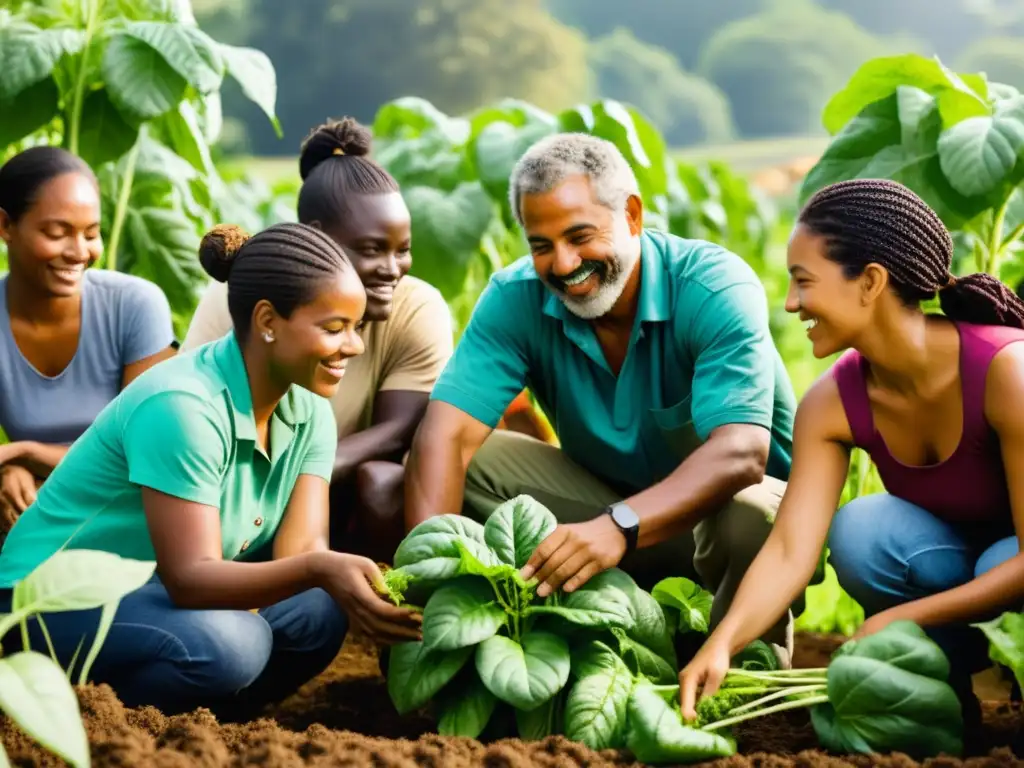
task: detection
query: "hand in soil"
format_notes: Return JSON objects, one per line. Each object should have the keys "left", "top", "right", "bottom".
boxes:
{"left": 319, "top": 552, "right": 423, "bottom": 644}
{"left": 679, "top": 637, "right": 733, "bottom": 722}
{"left": 0, "top": 463, "right": 37, "bottom": 512}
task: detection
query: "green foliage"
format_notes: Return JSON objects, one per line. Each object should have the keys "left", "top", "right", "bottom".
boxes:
{"left": 587, "top": 29, "right": 734, "bottom": 147}
{"left": 0, "top": 0, "right": 283, "bottom": 338}
{"left": 0, "top": 549, "right": 157, "bottom": 768}
{"left": 957, "top": 37, "right": 1024, "bottom": 90}
{"left": 697, "top": 4, "right": 889, "bottom": 138}
{"left": 800, "top": 52, "right": 1024, "bottom": 284}
{"left": 651, "top": 577, "right": 713, "bottom": 635}
{"left": 974, "top": 610, "right": 1024, "bottom": 691}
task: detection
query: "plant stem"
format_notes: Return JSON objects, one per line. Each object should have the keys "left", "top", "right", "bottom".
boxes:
{"left": 724, "top": 669, "right": 827, "bottom": 685}
{"left": 68, "top": 0, "right": 103, "bottom": 155}
{"left": 1003, "top": 221, "right": 1024, "bottom": 252}
{"left": 727, "top": 683, "right": 828, "bottom": 715}
{"left": 702, "top": 694, "right": 829, "bottom": 732}
{"left": 105, "top": 137, "right": 141, "bottom": 272}
{"left": 986, "top": 196, "right": 1012, "bottom": 277}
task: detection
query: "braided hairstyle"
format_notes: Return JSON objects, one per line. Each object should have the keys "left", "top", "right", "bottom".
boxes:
{"left": 198, "top": 221, "right": 356, "bottom": 340}
{"left": 297, "top": 117, "right": 399, "bottom": 230}
{"left": 799, "top": 179, "right": 1024, "bottom": 330}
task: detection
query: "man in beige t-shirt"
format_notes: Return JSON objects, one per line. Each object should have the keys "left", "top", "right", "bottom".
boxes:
{"left": 180, "top": 272, "right": 453, "bottom": 557}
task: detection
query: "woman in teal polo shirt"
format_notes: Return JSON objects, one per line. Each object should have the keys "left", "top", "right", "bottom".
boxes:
{"left": 0, "top": 222, "right": 422, "bottom": 718}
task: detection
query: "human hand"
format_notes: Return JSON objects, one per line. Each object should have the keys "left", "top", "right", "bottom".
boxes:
{"left": 852, "top": 608, "right": 905, "bottom": 640}
{"left": 678, "top": 637, "right": 734, "bottom": 723}
{"left": 520, "top": 515, "right": 627, "bottom": 598}
{"left": 317, "top": 553, "right": 422, "bottom": 644}
{"left": 0, "top": 442, "right": 27, "bottom": 467}
{"left": 1, "top": 464, "right": 38, "bottom": 514}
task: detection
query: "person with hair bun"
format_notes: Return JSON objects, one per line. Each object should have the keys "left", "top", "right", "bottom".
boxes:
{"left": 680, "top": 178, "right": 1024, "bottom": 736}
{"left": 0, "top": 222, "right": 422, "bottom": 717}
{"left": 0, "top": 146, "right": 175, "bottom": 539}
{"left": 181, "top": 117, "right": 453, "bottom": 563}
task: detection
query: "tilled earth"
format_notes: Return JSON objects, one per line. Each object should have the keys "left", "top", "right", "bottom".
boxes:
{"left": 2, "top": 632, "right": 1022, "bottom": 767}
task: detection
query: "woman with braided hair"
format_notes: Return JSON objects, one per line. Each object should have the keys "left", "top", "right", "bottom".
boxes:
{"left": 0, "top": 221, "right": 421, "bottom": 717}
{"left": 680, "top": 178, "right": 1024, "bottom": 735}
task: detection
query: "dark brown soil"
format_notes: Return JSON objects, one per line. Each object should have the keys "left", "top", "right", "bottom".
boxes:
{"left": 3, "top": 632, "right": 1022, "bottom": 767}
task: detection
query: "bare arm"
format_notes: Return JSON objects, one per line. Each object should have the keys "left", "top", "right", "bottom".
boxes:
{"left": 885, "top": 344, "right": 1024, "bottom": 627}
{"left": 404, "top": 401, "right": 493, "bottom": 530}
{"left": 273, "top": 473, "right": 331, "bottom": 560}
{"left": 708, "top": 375, "right": 852, "bottom": 656}
{"left": 143, "top": 486, "right": 327, "bottom": 610}
{"left": 122, "top": 346, "right": 177, "bottom": 389}
{"left": 627, "top": 423, "right": 770, "bottom": 549}
{"left": 0, "top": 441, "right": 69, "bottom": 478}
{"left": 332, "top": 390, "right": 429, "bottom": 483}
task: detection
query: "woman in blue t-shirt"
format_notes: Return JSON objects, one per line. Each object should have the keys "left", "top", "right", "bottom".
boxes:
{"left": 0, "top": 147, "right": 175, "bottom": 532}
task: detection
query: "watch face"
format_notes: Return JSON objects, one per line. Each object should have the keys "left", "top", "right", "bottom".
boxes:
{"left": 611, "top": 504, "right": 640, "bottom": 529}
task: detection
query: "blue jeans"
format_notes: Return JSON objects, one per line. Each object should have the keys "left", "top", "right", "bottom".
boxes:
{"left": 0, "top": 576, "right": 348, "bottom": 718}
{"left": 828, "top": 493, "right": 1018, "bottom": 687}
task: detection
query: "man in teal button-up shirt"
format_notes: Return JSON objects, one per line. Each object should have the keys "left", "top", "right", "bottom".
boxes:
{"left": 404, "top": 132, "right": 799, "bottom": 660}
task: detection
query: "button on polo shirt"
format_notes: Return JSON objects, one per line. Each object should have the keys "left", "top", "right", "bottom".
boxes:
{"left": 0, "top": 332, "right": 337, "bottom": 588}
{"left": 429, "top": 229, "right": 797, "bottom": 495}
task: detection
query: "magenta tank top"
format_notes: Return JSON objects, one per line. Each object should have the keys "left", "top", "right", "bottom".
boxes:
{"left": 832, "top": 321, "right": 1024, "bottom": 524}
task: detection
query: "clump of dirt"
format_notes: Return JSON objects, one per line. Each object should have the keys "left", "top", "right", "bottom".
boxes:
{"left": 3, "top": 633, "right": 1022, "bottom": 767}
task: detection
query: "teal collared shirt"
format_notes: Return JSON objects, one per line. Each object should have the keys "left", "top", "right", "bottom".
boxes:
{"left": 430, "top": 229, "right": 796, "bottom": 494}
{"left": 0, "top": 332, "right": 337, "bottom": 588}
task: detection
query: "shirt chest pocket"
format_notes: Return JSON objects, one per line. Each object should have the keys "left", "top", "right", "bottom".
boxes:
{"left": 646, "top": 396, "right": 702, "bottom": 462}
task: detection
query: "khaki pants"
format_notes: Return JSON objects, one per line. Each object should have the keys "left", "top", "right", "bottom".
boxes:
{"left": 463, "top": 428, "right": 795, "bottom": 651}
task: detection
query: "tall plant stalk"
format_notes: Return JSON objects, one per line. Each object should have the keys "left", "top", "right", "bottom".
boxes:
{"left": 66, "top": 0, "right": 103, "bottom": 155}
{"left": 105, "top": 135, "right": 141, "bottom": 273}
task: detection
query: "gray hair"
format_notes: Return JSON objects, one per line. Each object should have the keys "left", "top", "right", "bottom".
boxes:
{"left": 508, "top": 133, "right": 640, "bottom": 227}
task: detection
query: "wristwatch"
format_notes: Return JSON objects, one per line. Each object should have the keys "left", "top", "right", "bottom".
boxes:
{"left": 605, "top": 501, "right": 640, "bottom": 556}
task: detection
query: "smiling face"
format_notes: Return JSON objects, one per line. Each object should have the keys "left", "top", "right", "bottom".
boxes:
{"left": 0, "top": 172, "right": 102, "bottom": 298}
{"left": 260, "top": 269, "right": 368, "bottom": 399}
{"left": 785, "top": 223, "right": 881, "bottom": 359}
{"left": 520, "top": 175, "right": 642, "bottom": 320}
{"left": 325, "top": 191, "right": 412, "bottom": 323}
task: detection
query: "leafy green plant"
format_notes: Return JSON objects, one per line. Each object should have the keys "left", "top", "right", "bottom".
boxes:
{"left": 693, "top": 621, "right": 964, "bottom": 761}
{"left": 0, "top": 549, "right": 157, "bottom": 767}
{"left": 0, "top": 0, "right": 282, "bottom": 337}
{"left": 799, "top": 52, "right": 1024, "bottom": 286}
{"left": 975, "top": 610, "right": 1024, "bottom": 692}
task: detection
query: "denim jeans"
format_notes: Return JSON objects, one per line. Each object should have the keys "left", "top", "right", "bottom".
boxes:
{"left": 828, "top": 492, "right": 1018, "bottom": 691}
{"left": 0, "top": 575, "right": 348, "bottom": 719}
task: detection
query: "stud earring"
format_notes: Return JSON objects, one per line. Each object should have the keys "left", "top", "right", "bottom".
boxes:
{"left": 263, "top": 331, "right": 274, "bottom": 343}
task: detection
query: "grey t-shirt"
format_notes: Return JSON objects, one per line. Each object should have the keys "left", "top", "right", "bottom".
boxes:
{"left": 0, "top": 270, "right": 175, "bottom": 445}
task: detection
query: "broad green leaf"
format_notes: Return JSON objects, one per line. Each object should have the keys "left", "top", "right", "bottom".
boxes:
{"left": 157, "top": 100, "right": 213, "bottom": 175}
{"left": 421, "top": 578, "right": 506, "bottom": 652}
{"left": 5, "top": 551, "right": 154, "bottom": 632}
{"left": 475, "top": 632, "right": 570, "bottom": 711}
{"left": 483, "top": 494, "right": 558, "bottom": 569}
{"left": 77, "top": 88, "right": 140, "bottom": 168}
{"left": 103, "top": 28, "right": 188, "bottom": 119}
{"left": 454, "top": 539, "right": 519, "bottom": 581}
{"left": 651, "top": 577, "right": 712, "bottom": 635}
{"left": 121, "top": 21, "right": 222, "bottom": 93}
{"left": 625, "top": 585, "right": 677, "bottom": 668}
{"left": 610, "top": 628, "right": 677, "bottom": 685}
{"left": 975, "top": 611, "right": 1024, "bottom": 691}
{"left": 811, "top": 654, "right": 963, "bottom": 758}
{"left": 821, "top": 53, "right": 988, "bottom": 135}
{"left": 516, "top": 693, "right": 560, "bottom": 740}
{"left": 403, "top": 513, "right": 489, "bottom": 545}
{"left": 937, "top": 95, "right": 1024, "bottom": 198}
{"left": 373, "top": 96, "right": 469, "bottom": 144}
{"left": 404, "top": 182, "right": 496, "bottom": 300}
{"left": 0, "top": 19, "right": 84, "bottom": 101}
{"left": 563, "top": 653, "right": 634, "bottom": 750}
{"left": 217, "top": 43, "right": 281, "bottom": 137}
{"left": 525, "top": 603, "right": 632, "bottom": 630}
{"left": 833, "top": 620, "right": 949, "bottom": 681}
{"left": 394, "top": 529, "right": 498, "bottom": 574}
{"left": 470, "top": 120, "right": 556, "bottom": 209}
{"left": 386, "top": 641, "right": 473, "bottom": 715}
{"left": 570, "top": 639, "right": 623, "bottom": 679}
{"left": 377, "top": 137, "right": 468, "bottom": 191}
{"left": 799, "top": 89, "right": 989, "bottom": 229}
{"left": 0, "top": 651, "right": 89, "bottom": 768}
{"left": 468, "top": 98, "right": 557, "bottom": 138}
{"left": 625, "top": 681, "right": 736, "bottom": 764}
{"left": 732, "top": 639, "right": 780, "bottom": 672}
{"left": 437, "top": 672, "right": 497, "bottom": 739}
{"left": 0, "top": 76, "right": 59, "bottom": 147}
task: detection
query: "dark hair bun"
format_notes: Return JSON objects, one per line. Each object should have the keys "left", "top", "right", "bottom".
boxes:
{"left": 298, "top": 117, "right": 373, "bottom": 180}
{"left": 199, "top": 223, "right": 251, "bottom": 283}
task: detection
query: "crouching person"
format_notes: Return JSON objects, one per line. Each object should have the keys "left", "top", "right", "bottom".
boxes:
{"left": 0, "top": 223, "right": 421, "bottom": 718}
{"left": 403, "top": 133, "right": 798, "bottom": 664}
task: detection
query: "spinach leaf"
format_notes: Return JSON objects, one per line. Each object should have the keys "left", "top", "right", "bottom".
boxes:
{"left": 831, "top": 620, "right": 950, "bottom": 681}
{"left": 387, "top": 641, "right": 474, "bottom": 715}
{"left": 610, "top": 628, "right": 678, "bottom": 685}
{"left": 436, "top": 671, "right": 498, "bottom": 739}
{"left": 516, "top": 692, "right": 562, "bottom": 740}
{"left": 563, "top": 643, "right": 635, "bottom": 750}
{"left": 732, "top": 639, "right": 780, "bottom": 672}
{"left": 625, "top": 681, "right": 737, "bottom": 763}
{"left": 484, "top": 494, "right": 558, "bottom": 569}
{"left": 974, "top": 611, "right": 1024, "bottom": 691}
{"left": 421, "top": 577, "right": 507, "bottom": 652}
{"left": 651, "top": 577, "right": 713, "bottom": 635}
{"left": 475, "top": 631, "right": 571, "bottom": 711}
{"left": 811, "top": 654, "right": 964, "bottom": 758}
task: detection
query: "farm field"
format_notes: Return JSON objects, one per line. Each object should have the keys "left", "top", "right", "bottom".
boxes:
{"left": 3, "top": 632, "right": 1023, "bottom": 767}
